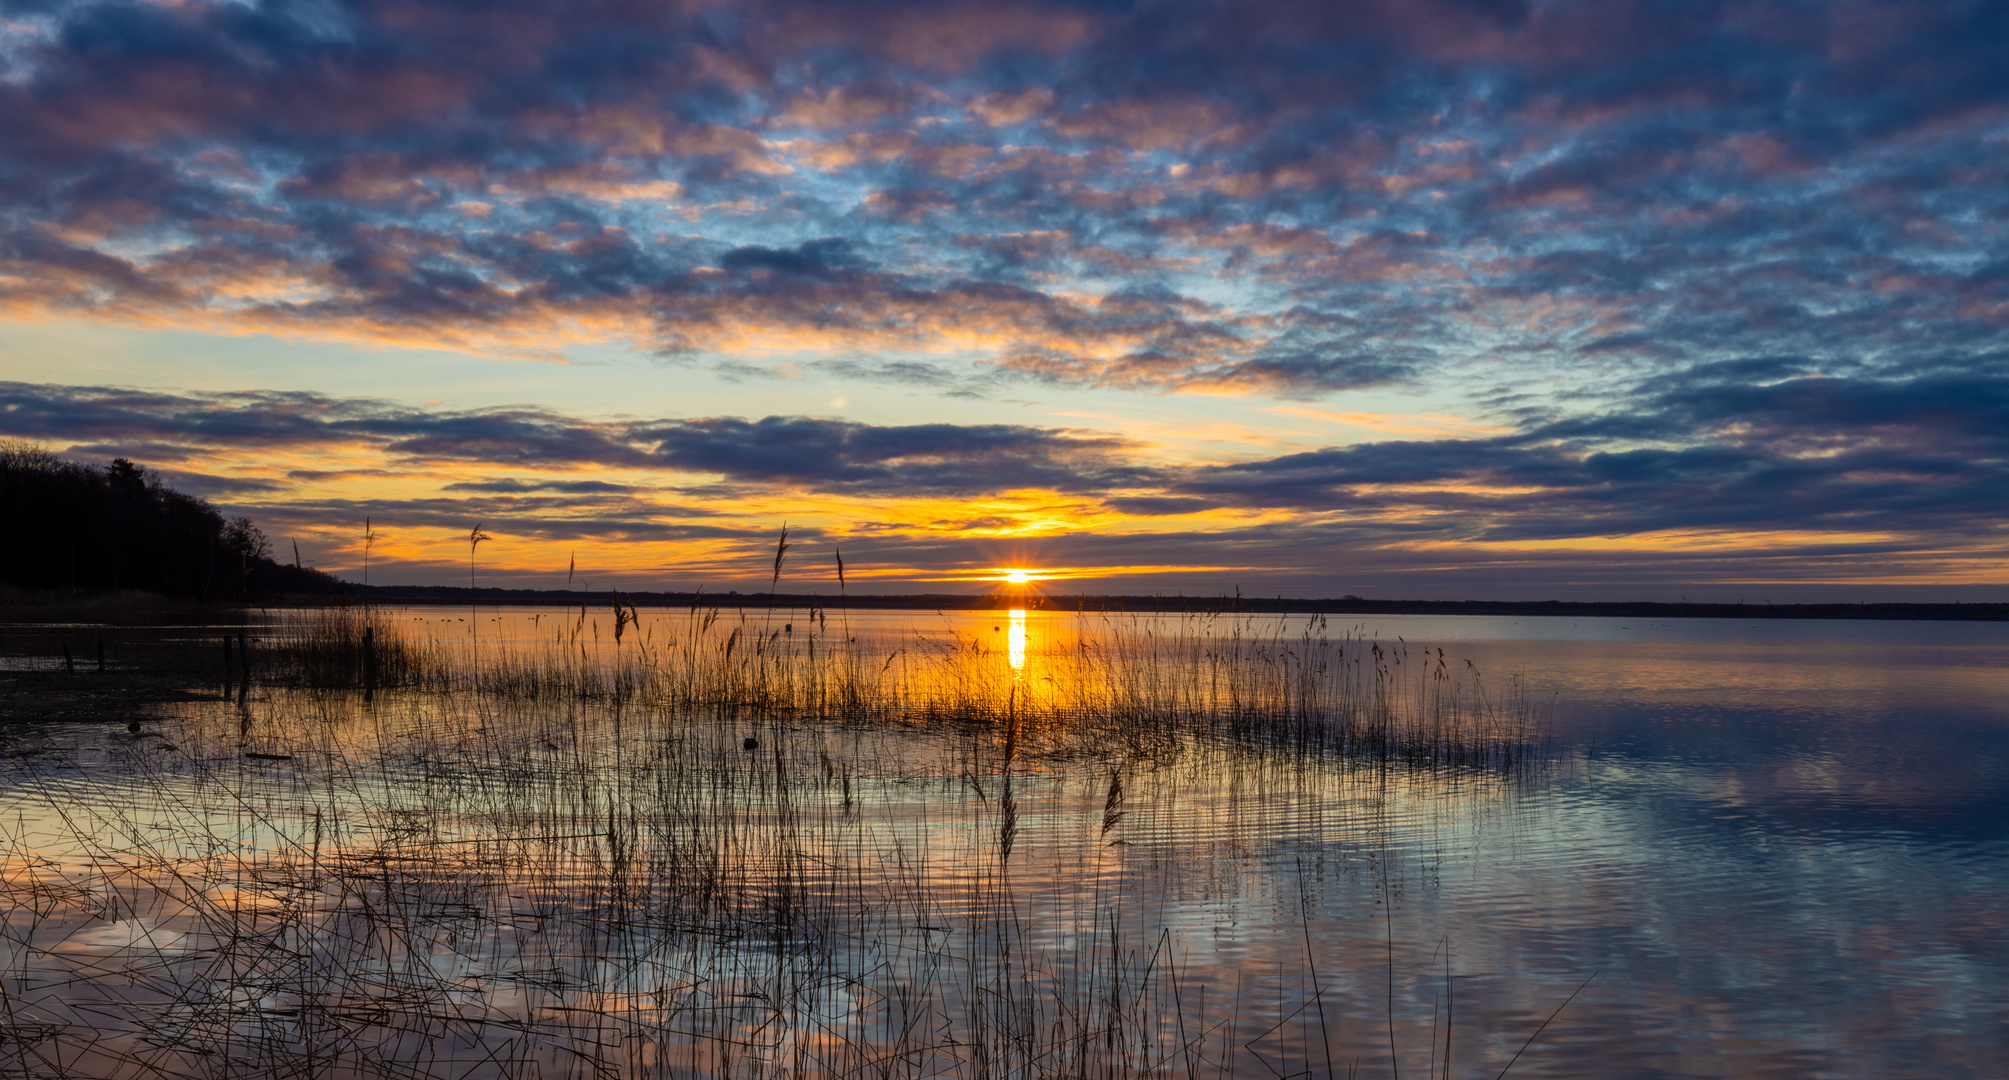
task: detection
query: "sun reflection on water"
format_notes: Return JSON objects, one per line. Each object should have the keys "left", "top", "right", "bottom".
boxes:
{"left": 1008, "top": 609, "right": 1026, "bottom": 670}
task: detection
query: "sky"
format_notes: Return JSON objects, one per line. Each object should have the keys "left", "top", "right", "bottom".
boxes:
{"left": 2, "top": 0, "right": 2006, "bottom": 600}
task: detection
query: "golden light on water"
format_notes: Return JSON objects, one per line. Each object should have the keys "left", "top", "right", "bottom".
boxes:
{"left": 1008, "top": 609, "right": 1027, "bottom": 670}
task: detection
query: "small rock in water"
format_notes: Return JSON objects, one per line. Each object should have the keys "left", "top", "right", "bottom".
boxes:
{"left": 743, "top": 737, "right": 760, "bottom": 751}
{"left": 127, "top": 722, "right": 142, "bottom": 733}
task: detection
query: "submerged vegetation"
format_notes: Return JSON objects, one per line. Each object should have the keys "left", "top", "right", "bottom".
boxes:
{"left": 0, "top": 599, "right": 1560, "bottom": 1078}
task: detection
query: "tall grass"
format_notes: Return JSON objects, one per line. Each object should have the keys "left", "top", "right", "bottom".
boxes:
{"left": 265, "top": 604, "right": 438, "bottom": 688}
{"left": 0, "top": 604, "right": 1562, "bottom": 1079}
{"left": 266, "top": 604, "right": 1545, "bottom": 775}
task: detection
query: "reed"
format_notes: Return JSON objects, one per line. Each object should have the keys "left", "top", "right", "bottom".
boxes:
{"left": 0, "top": 601, "right": 1568, "bottom": 1079}
{"left": 261, "top": 602, "right": 1545, "bottom": 776}
{"left": 263, "top": 603, "right": 437, "bottom": 689}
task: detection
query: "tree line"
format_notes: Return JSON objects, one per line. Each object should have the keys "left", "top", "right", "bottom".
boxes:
{"left": 0, "top": 440, "right": 345, "bottom": 602}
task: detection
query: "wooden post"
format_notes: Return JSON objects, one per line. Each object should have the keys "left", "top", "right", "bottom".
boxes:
{"left": 238, "top": 633, "right": 250, "bottom": 703}
{"left": 363, "top": 625, "right": 377, "bottom": 702}
{"left": 223, "top": 635, "right": 234, "bottom": 697}
{"left": 97, "top": 640, "right": 105, "bottom": 673}
{"left": 63, "top": 644, "right": 75, "bottom": 674}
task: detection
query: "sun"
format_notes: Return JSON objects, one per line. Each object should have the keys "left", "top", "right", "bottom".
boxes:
{"left": 1004, "top": 570, "right": 1031, "bottom": 584}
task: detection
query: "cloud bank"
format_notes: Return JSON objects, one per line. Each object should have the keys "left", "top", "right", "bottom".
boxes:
{"left": 1, "top": 0, "right": 2004, "bottom": 395}
{"left": 3, "top": 1, "right": 2006, "bottom": 594}
{"left": 5, "top": 368, "right": 2003, "bottom": 595}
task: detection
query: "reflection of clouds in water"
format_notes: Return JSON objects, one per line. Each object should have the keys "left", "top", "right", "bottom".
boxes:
{"left": 50, "top": 918, "right": 189, "bottom": 956}
{"left": 0, "top": 692, "right": 1524, "bottom": 1076}
{"left": 0, "top": 607, "right": 2002, "bottom": 1076}
{"left": 6, "top": 723, "right": 2002, "bottom": 1078}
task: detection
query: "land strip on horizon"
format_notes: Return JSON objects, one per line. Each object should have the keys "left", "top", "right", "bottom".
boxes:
{"left": 353, "top": 587, "right": 2009, "bottom": 622}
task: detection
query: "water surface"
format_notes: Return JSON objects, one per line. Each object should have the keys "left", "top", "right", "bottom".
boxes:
{"left": 0, "top": 607, "right": 2002, "bottom": 1078}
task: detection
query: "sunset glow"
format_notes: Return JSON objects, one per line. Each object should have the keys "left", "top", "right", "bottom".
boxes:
{"left": 0, "top": 0, "right": 2002, "bottom": 601}
{"left": 3, "top": 11, "right": 2004, "bottom": 1080}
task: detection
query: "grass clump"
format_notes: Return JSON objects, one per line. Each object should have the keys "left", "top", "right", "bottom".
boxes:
{"left": 264, "top": 604, "right": 435, "bottom": 689}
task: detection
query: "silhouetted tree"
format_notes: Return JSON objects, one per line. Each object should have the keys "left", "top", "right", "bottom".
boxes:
{"left": 0, "top": 441, "right": 346, "bottom": 601}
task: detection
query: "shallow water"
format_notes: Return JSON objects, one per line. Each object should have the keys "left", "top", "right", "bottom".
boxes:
{"left": 1, "top": 606, "right": 2005, "bottom": 1078}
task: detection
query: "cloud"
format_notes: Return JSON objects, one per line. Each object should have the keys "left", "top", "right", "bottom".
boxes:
{"left": 7, "top": 362, "right": 2005, "bottom": 593}
{"left": 777, "top": 80, "right": 921, "bottom": 130}
{"left": 442, "top": 478, "right": 644, "bottom": 495}
{"left": 1156, "top": 368, "right": 2009, "bottom": 547}
{"left": 715, "top": 238, "right": 865, "bottom": 280}
{"left": 3, "top": 1, "right": 2008, "bottom": 595}
{"left": 0, "top": 0, "right": 2000, "bottom": 407}
{"left": 634, "top": 415, "right": 1144, "bottom": 494}
{"left": 0, "top": 380, "right": 1144, "bottom": 498}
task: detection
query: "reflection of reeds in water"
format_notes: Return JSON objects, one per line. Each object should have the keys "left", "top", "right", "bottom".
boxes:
{"left": 0, "top": 607, "right": 1560, "bottom": 1079}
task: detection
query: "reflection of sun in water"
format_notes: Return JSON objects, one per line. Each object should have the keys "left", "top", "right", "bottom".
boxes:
{"left": 1008, "top": 609, "right": 1026, "bottom": 670}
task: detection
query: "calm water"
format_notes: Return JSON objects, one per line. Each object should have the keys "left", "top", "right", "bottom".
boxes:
{"left": 2, "top": 607, "right": 2005, "bottom": 1078}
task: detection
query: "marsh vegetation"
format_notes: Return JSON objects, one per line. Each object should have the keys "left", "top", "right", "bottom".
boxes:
{"left": 0, "top": 601, "right": 1556, "bottom": 1079}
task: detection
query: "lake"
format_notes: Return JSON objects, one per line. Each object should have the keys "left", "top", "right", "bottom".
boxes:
{"left": 0, "top": 606, "right": 2004, "bottom": 1078}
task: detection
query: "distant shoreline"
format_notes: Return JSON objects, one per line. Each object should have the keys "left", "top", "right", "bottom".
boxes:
{"left": 354, "top": 585, "right": 2009, "bottom": 622}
